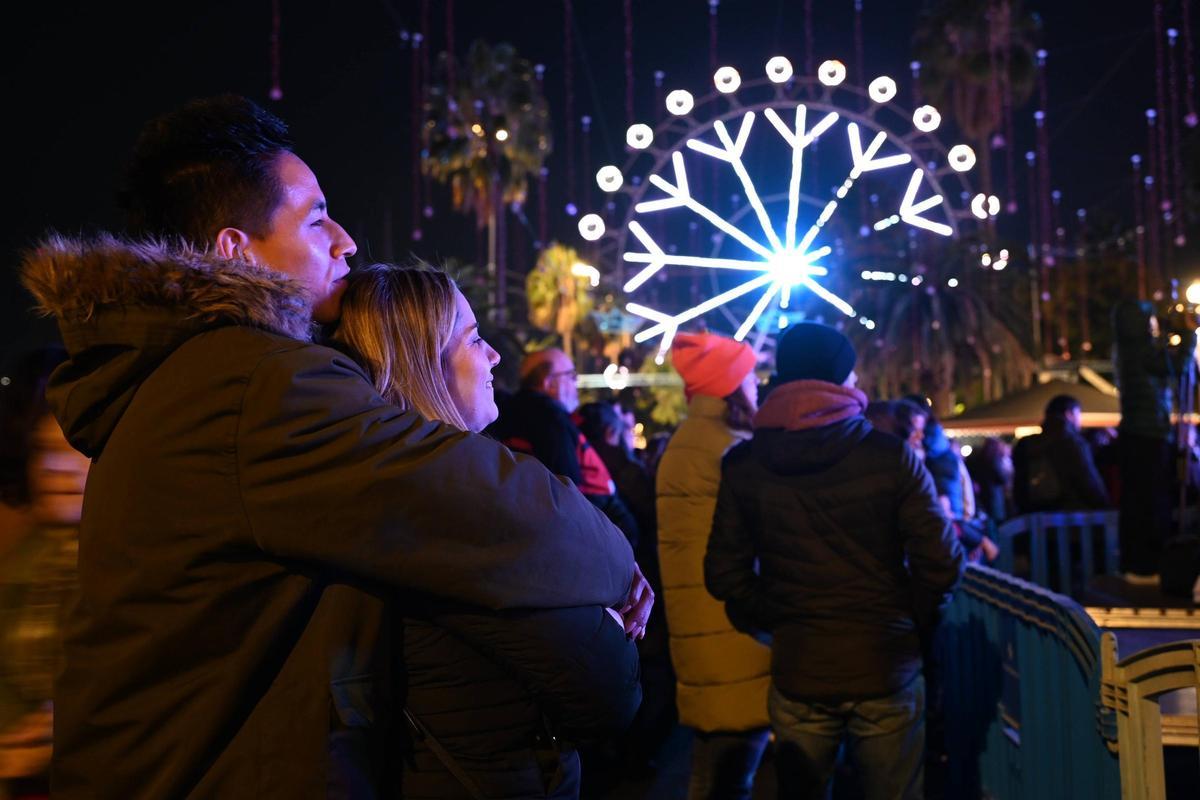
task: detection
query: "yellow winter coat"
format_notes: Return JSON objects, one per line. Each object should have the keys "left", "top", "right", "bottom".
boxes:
{"left": 655, "top": 395, "right": 770, "bottom": 732}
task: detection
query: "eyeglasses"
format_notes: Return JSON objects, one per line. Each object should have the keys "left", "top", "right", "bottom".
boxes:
{"left": 548, "top": 369, "right": 577, "bottom": 381}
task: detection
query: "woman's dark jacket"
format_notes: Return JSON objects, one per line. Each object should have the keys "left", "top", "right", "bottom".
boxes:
{"left": 20, "top": 237, "right": 635, "bottom": 799}
{"left": 1011, "top": 423, "right": 1110, "bottom": 513}
{"left": 705, "top": 416, "right": 964, "bottom": 703}
{"left": 390, "top": 604, "right": 640, "bottom": 799}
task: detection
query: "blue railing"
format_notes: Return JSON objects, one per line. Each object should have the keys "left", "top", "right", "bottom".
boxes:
{"left": 940, "top": 564, "right": 1121, "bottom": 799}
{"left": 993, "top": 510, "right": 1119, "bottom": 596}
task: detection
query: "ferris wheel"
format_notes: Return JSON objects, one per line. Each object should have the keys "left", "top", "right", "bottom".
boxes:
{"left": 574, "top": 55, "right": 1000, "bottom": 362}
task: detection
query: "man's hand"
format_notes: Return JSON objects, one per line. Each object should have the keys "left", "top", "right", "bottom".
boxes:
{"left": 619, "top": 561, "right": 654, "bottom": 640}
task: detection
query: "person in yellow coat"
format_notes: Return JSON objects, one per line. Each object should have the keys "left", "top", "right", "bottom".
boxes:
{"left": 656, "top": 333, "right": 771, "bottom": 800}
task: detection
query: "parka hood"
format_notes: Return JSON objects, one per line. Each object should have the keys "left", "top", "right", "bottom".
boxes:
{"left": 20, "top": 234, "right": 314, "bottom": 456}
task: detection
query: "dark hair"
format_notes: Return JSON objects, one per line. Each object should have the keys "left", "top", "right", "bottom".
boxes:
{"left": 1044, "top": 394, "right": 1081, "bottom": 420}
{"left": 0, "top": 346, "right": 68, "bottom": 506}
{"left": 893, "top": 399, "right": 930, "bottom": 442}
{"left": 577, "top": 401, "right": 623, "bottom": 445}
{"left": 120, "top": 95, "right": 293, "bottom": 244}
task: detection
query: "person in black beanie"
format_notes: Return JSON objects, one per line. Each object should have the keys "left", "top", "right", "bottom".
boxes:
{"left": 705, "top": 322, "right": 964, "bottom": 800}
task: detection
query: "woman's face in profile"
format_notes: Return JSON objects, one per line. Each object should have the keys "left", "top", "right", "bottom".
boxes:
{"left": 445, "top": 289, "right": 502, "bottom": 433}
{"left": 28, "top": 414, "right": 90, "bottom": 525}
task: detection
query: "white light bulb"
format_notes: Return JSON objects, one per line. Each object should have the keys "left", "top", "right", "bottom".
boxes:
{"left": 626, "top": 123, "right": 653, "bottom": 149}
{"left": 868, "top": 76, "right": 897, "bottom": 103}
{"left": 971, "top": 194, "right": 988, "bottom": 219}
{"left": 987, "top": 195, "right": 1000, "bottom": 215}
{"left": 714, "top": 66, "right": 741, "bottom": 93}
{"left": 494, "top": 129, "right": 509, "bottom": 142}
{"left": 596, "top": 165, "right": 623, "bottom": 192}
{"left": 1186, "top": 281, "right": 1200, "bottom": 306}
{"left": 818, "top": 59, "right": 847, "bottom": 87}
{"left": 578, "top": 213, "right": 605, "bottom": 241}
{"left": 913, "top": 105, "right": 941, "bottom": 132}
{"left": 948, "top": 144, "right": 976, "bottom": 172}
{"left": 947, "top": 277, "right": 959, "bottom": 287}
{"left": 666, "top": 89, "right": 694, "bottom": 115}
{"left": 765, "top": 56, "right": 793, "bottom": 83}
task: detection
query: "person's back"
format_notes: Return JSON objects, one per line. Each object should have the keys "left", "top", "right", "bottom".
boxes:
{"left": 1012, "top": 395, "right": 1110, "bottom": 514}
{"left": 22, "top": 98, "right": 637, "bottom": 798}
{"left": 705, "top": 323, "right": 962, "bottom": 800}
{"left": 656, "top": 333, "right": 771, "bottom": 799}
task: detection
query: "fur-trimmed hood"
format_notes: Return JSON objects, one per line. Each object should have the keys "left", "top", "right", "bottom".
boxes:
{"left": 20, "top": 235, "right": 315, "bottom": 456}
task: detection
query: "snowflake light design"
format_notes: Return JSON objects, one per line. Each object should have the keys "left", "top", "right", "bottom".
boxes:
{"left": 577, "top": 56, "right": 1000, "bottom": 362}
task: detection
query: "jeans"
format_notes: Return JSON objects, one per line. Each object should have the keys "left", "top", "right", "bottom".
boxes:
{"left": 768, "top": 677, "right": 925, "bottom": 800}
{"left": 687, "top": 727, "right": 770, "bottom": 800}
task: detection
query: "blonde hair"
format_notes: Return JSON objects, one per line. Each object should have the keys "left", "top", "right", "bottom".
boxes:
{"left": 334, "top": 262, "right": 470, "bottom": 430}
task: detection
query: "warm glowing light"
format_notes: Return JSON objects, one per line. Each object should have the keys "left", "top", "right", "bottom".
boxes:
{"left": 981, "top": 253, "right": 992, "bottom": 267}
{"left": 596, "top": 165, "right": 623, "bottom": 191}
{"left": 471, "top": 123, "right": 485, "bottom": 136}
{"left": 714, "top": 66, "right": 741, "bottom": 93}
{"left": 666, "top": 89, "right": 694, "bottom": 115}
{"left": 948, "top": 144, "right": 977, "bottom": 172}
{"left": 818, "top": 60, "right": 846, "bottom": 86}
{"left": 494, "top": 128, "right": 509, "bottom": 142}
{"left": 868, "top": 76, "right": 897, "bottom": 103}
{"left": 578, "top": 214, "right": 605, "bottom": 241}
{"left": 765, "top": 56, "right": 793, "bottom": 83}
{"left": 626, "top": 124, "right": 653, "bottom": 149}
{"left": 913, "top": 105, "right": 941, "bottom": 132}
{"left": 1186, "top": 280, "right": 1200, "bottom": 306}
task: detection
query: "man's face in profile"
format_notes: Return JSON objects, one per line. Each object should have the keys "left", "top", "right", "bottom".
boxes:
{"left": 243, "top": 152, "right": 357, "bottom": 323}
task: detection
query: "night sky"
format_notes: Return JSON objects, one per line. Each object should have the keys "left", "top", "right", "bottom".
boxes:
{"left": 2, "top": 0, "right": 1184, "bottom": 373}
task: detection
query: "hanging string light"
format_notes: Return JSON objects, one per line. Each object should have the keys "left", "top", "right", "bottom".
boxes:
{"left": 624, "top": 0, "right": 635, "bottom": 123}
{"left": 1144, "top": 110, "right": 1163, "bottom": 296}
{"left": 564, "top": 0, "right": 576, "bottom": 214}
{"left": 1132, "top": 154, "right": 1147, "bottom": 299}
{"left": 419, "top": 0, "right": 433, "bottom": 225}
{"left": 446, "top": 0, "right": 456, "bottom": 93}
{"left": 1167, "top": 28, "right": 1187, "bottom": 246}
{"left": 1152, "top": 1, "right": 1171, "bottom": 213}
{"left": 1001, "top": 1, "right": 1018, "bottom": 212}
{"left": 268, "top": 0, "right": 282, "bottom": 101}
{"left": 535, "top": 63, "right": 548, "bottom": 246}
{"left": 1183, "top": 0, "right": 1197, "bottom": 127}
{"left": 1075, "top": 208, "right": 1092, "bottom": 353}
{"left": 409, "top": 30, "right": 423, "bottom": 242}
{"left": 853, "top": 0, "right": 865, "bottom": 109}
{"left": 805, "top": 0, "right": 815, "bottom": 97}
{"left": 1052, "top": 190, "right": 1069, "bottom": 358}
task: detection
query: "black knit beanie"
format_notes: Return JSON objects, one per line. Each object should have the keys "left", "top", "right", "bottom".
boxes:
{"left": 775, "top": 322, "right": 857, "bottom": 385}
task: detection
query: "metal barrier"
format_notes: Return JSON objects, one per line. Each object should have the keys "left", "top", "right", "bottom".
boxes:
{"left": 993, "top": 510, "right": 1119, "bottom": 596}
{"left": 940, "top": 564, "right": 1120, "bottom": 799}
{"left": 1100, "top": 634, "right": 1200, "bottom": 800}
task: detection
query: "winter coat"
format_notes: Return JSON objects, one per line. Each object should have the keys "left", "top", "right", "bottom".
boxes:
{"left": 1113, "top": 299, "right": 1193, "bottom": 441}
{"left": 1012, "top": 424, "right": 1110, "bottom": 514}
{"left": 492, "top": 390, "right": 585, "bottom": 486}
{"left": 705, "top": 412, "right": 964, "bottom": 704}
{"left": 397, "top": 604, "right": 641, "bottom": 799}
{"left": 656, "top": 395, "right": 770, "bottom": 732}
{"left": 924, "top": 420, "right": 974, "bottom": 517}
{"left": 20, "top": 237, "right": 635, "bottom": 799}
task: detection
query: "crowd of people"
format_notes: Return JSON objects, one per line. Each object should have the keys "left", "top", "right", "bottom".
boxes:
{"left": 0, "top": 93, "right": 1192, "bottom": 800}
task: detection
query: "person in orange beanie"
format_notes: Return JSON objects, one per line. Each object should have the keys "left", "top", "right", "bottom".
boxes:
{"left": 655, "top": 332, "right": 771, "bottom": 799}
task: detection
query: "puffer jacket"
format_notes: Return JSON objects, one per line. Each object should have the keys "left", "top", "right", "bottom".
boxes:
{"left": 656, "top": 395, "right": 770, "bottom": 732}
{"left": 705, "top": 414, "right": 963, "bottom": 703}
{"left": 397, "top": 604, "right": 641, "bottom": 799}
{"left": 1113, "top": 299, "right": 1193, "bottom": 441}
{"left": 20, "top": 236, "right": 635, "bottom": 799}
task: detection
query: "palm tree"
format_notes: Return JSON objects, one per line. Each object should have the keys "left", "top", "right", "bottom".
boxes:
{"left": 854, "top": 256, "right": 1034, "bottom": 415}
{"left": 913, "top": 0, "right": 1040, "bottom": 197}
{"left": 525, "top": 243, "right": 594, "bottom": 360}
{"left": 423, "top": 40, "right": 551, "bottom": 322}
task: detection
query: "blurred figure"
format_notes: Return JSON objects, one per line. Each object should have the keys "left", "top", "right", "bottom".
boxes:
{"left": 1012, "top": 395, "right": 1110, "bottom": 515}
{"left": 492, "top": 349, "right": 639, "bottom": 546}
{"left": 965, "top": 438, "right": 1013, "bottom": 524}
{"left": 905, "top": 398, "right": 974, "bottom": 520}
{"left": 656, "top": 333, "right": 770, "bottom": 800}
{"left": 335, "top": 265, "right": 642, "bottom": 798}
{"left": 0, "top": 347, "right": 87, "bottom": 794}
{"left": 707, "top": 324, "right": 963, "bottom": 800}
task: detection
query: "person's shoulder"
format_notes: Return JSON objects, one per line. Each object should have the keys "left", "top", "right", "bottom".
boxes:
{"left": 720, "top": 437, "right": 755, "bottom": 469}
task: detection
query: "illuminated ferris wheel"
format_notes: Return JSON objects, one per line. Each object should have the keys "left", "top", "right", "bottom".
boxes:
{"left": 575, "top": 55, "right": 1001, "bottom": 362}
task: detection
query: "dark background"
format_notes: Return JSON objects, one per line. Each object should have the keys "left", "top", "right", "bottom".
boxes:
{"left": 1, "top": 0, "right": 1184, "bottom": 373}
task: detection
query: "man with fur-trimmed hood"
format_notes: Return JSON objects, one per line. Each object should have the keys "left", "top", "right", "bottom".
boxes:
{"left": 21, "top": 96, "right": 648, "bottom": 798}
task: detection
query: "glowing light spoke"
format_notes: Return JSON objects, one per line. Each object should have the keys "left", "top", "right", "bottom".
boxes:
{"left": 764, "top": 104, "right": 839, "bottom": 249}
{"left": 641, "top": 151, "right": 773, "bottom": 259}
{"left": 735, "top": 282, "right": 781, "bottom": 340}
{"left": 622, "top": 221, "right": 667, "bottom": 292}
{"left": 896, "top": 169, "right": 952, "bottom": 236}
{"left": 801, "top": 276, "right": 856, "bottom": 317}
{"left": 625, "top": 251, "right": 818, "bottom": 274}
{"left": 632, "top": 274, "right": 775, "bottom": 341}
{"left": 690, "top": 113, "right": 782, "bottom": 251}
{"left": 846, "top": 123, "right": 912, "bottom": 173}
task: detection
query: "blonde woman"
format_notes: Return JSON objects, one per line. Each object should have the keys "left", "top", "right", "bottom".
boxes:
{"left": 334, "top": 263, "right": 641, "bottom": 800}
